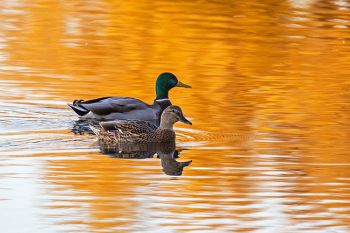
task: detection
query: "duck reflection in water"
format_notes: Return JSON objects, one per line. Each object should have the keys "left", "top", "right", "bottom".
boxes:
{"left": 159, "top": 148, "right": 192, "bottom": 176}
{"left": 100, "top": 142, "right": 192, "bottom": 176}
{"left": 71, "top": 119, "right": 96, "bottom": 135}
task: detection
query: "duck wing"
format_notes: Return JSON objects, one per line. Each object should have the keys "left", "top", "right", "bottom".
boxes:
{"left": 79, "top": 97, "right": 151, "bottom": 115}
{"left": 100, "top": 120, "right": 157, "bottom": 134}
{"left": 68, "top": 97, "right": 170, "bottom": 124}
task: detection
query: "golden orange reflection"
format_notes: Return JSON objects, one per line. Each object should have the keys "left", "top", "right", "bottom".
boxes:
{"left": 1, "top": 0, "right": 350, "bottom": 231}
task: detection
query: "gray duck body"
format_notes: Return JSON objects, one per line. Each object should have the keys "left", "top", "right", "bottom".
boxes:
{"left": 74, "top": 97, "right": 171, "bottom": 125}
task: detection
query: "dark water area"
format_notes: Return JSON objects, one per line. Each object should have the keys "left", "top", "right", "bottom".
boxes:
{"left": 1, "top": 0, "right": 350, "bottom": 232}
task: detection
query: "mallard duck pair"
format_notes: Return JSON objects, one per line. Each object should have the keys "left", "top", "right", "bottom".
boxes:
{"left": 68, "top": 73, "right": 192, "bottom": 143}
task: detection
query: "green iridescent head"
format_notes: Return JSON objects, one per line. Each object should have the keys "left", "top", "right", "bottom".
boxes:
{"left": 155, "top": 72, "right": 191, "bottom": 100}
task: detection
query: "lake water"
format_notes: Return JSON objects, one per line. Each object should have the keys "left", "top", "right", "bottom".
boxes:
{"left": 1, "top": 0, "right": 350, "bottom": 232}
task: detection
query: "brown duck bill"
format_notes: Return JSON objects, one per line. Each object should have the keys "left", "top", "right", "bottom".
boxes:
{"left": 180, "top": 115, "right": 192, "bottom": 125}
{"left": 176, "top": 81, "right": 191, "bottom": 88}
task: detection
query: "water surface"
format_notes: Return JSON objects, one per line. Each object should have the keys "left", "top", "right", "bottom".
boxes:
{"left": 1, "top": 0, "right": 350, "bottom": 232}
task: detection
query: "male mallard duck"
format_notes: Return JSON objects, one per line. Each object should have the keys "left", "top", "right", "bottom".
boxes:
{"left": 68, "top": 72, "right": 191, "bottom": 125}
{"left": 90, "top": 105, "right": 192, "bottom": 144}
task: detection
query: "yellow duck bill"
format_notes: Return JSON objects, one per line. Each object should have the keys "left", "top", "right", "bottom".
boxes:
{"left": 176, "top": 81, "right": 191, "bottom": 88}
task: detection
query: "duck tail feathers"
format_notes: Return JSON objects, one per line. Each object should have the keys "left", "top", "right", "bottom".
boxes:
{"left": 67, "top": 103, "right": 89, "bottom": 116}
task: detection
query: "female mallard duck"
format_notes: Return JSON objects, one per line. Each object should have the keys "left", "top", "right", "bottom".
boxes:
{"left": 90, "top": 105, "right": 192, "bottom": 144}
{"left": 68, "top": 72, "right": 191, "bottom": 125}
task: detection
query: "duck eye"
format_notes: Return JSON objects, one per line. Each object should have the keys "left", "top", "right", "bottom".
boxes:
{"left": 169, "top": 78, "right": 177, "bottom": 86}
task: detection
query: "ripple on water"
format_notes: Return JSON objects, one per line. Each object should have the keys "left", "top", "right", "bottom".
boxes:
{"left": 1, "top": 0, "right": 350, "bottom": 232}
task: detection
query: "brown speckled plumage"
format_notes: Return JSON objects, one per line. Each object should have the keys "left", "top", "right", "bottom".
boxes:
{"left": 90, "top": 105, "right": 192, "bottom": 144}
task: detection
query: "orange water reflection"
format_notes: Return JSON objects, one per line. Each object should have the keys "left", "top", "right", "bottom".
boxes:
{"left": 1, "top": 0, "right": 350, "bottom": 232}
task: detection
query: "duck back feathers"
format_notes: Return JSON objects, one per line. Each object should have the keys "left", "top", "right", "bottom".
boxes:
{"left": 69, "top": 97, "right": 171, "bottom": 125}
{"left": 91, "top": 120, "right": 175, "bottom": 144}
